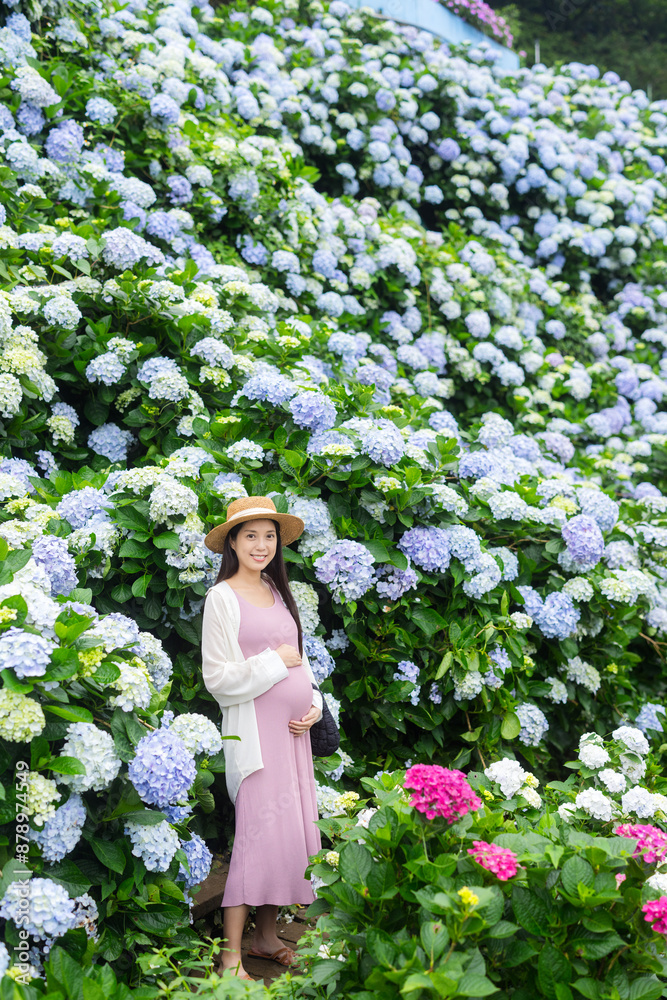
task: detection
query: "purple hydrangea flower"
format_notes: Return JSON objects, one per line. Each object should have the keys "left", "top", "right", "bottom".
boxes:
{"left": 128, "top": 727, "right": 197, "bottom": 808}
{"left": 398, "top": 527, "right": 451, "bottom": 573}
{"left": 88, "top": 423, "right": 133, "bottom": 463}
{"left": 288, "top": 391, "right": 337, "bottom": 430}
{"left": 177, "top": 832, "right": 213, "bottom": 890}
{"left": 303, "top": 634, "right": 335, "bottom": 683}
{"left": 375, "top": 563, "right": 419, "bottom": 600}
{"left": 30, "top": 794, "right": 86, "bottom": 862}
{"left": 56, "top": 487, "right": 109, "bottom": 529}
{"left": 0, "top": 626, "right": 55, "bottom": 677}
{"left": 241, "top": 370, "right": 296, "bottom": 406}
{"left": 562, "top": 514, "right": 605, "bottom": 569}
{"left": 45, "top": 120, "right": 84, "bottom": 163}
{"left": 313, "top": 540, "right": 376, "bottom": 602}
{"left": 32, "top": 535, "right": 78, "bottom": 595}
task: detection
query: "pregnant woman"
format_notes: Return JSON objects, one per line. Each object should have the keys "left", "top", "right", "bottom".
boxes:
{"left": 201, "top": 494, "right": 323, "bottom": 981}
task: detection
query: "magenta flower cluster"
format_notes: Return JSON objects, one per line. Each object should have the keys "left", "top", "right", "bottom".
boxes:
{"left": 404, "top": 764, "right": 481, "bottom": 823}
{"left": 615, "top": 823, "right": 667, "bottom": 865}
{"left": 642, "top": 897, "right": 667, "bottom": 937}
{"left": 467, "top": 840, "right": 519, "bottom": 880}
{"left": 436, "top": 0, "right": 513, "bottom": 48}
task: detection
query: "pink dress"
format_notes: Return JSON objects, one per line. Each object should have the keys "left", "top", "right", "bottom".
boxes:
{"left": 221, "top": 578, "right": 321, "bottom": 908}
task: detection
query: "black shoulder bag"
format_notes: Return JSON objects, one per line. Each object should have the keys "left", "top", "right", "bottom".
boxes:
{"left": 309, "top": 682, "right": 340, "bottom": 756}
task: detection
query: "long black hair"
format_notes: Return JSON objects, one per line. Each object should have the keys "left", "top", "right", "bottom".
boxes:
{"left": 212, "top": 518, "right": 304, "bottom": 656}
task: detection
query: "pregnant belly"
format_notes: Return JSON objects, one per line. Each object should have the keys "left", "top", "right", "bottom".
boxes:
{"left": 254, "top": 665, "right": 313, "bottom": 723}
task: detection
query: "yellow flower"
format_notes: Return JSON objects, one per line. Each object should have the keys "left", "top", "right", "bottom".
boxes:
{"left": 324, "top": 851, "right": 340, "bottom": 868}
{"left": 458, "top": 886, "right": 479, "bottom": 907}
{"left": 481, "top": 789, "right": 494, "bottom": 801}
{"left": 0, "top": 607, "right": 18, "bottom": 624}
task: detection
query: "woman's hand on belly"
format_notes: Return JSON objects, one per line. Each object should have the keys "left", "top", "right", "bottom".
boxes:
{"left": 288, "top": 704, "right": 320, "bottom": 736}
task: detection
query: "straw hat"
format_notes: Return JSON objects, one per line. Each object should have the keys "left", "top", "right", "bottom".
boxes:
{"left": 204, "top": 495, "right": 305, "bottom": 552}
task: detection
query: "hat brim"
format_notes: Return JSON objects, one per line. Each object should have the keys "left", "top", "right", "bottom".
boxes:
{"left": 204, "top": 512, "right": 305, "bottom": 553}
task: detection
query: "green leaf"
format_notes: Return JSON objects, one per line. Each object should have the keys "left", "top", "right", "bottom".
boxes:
{"left": 488, "top": 920, "right": 520, "bottom": 938}
{"left": 538, "top": 944, "right": 571, "bottom": 1000}
{"left": 47, "top": 945, "right": 84, "bottom": 1000}
{"left": 572, "top": 979, "right": 601, "bottom": 1000}
{"left": 153, "top": 531, "right": 181, "bottom": 550}
{"left": 338, "top": 841, "right": 373, "bottom": 888}
{"left": 47, "top": 756, "right": 87, "bottom": 776}
{"left": 449, "top": 622, "right": 461, "bottom": 643}
{"left": 501, "top": 711, "right": 521, "bottom": 740}
{"left": 561, "top": 856, "right": 595, "bottom": 896}
{"left": 568, "top": 930, "right": 623, "bottom": 959}
{"left": 366, "top": 927, "right": 396, "bottom": 966}
{"left": 282, "top": 449, "right": 305, "bottom": 470}
{"left": 410, "top": 606, "right": 448, "bottom": 637}
{"left": 89, "top": 837, "right": 126, "bottom": 875}
{"left": 359, "top": 539, "right": 389, "bottom": 562}
{"left": 628, "top": 979, "right": 663, "bottom": 1000}
{"left": 457, "top": 973, "right": 499, "bottom": 996}
{"left": 512, "top": 886, "right": 550, "bottom": 936}
{"left": 420, "top": 921, "right": 449, "bottom": 962}
{"left": 131, "top": 574, "right": 152, "bottom": 598}
{"left": 366, "top": 860, "right": 397, "bottom": 899}
{"left": 435, "top": 651, "right": 453, "bottom": 680}
{"left": 44, "top": 704, "right": 94, "bottom": 724}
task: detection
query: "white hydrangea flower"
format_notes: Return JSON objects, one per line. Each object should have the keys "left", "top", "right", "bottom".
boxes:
{"left": 25, "top": 771, "right": 61, "bottom": 825}
{"left": 578, "top": 743, "right": 610, "bottom": 769}
{"left": 598, "top": 769, "right": 627, "bottom": 794}
{"left": 619, "top": 752, "right": 647, "bottom": 784}
{"left": 612, "top": 727, "right": 650, "bottom": 755}
{"left": 168, "top": 713, "right": 223, "bottom": 756}
{"left": 621, "top": 786, "right": 655, "bottom": 819}
{"left": 575, "top": 788, "right": 613, "bottom": 822}
{"left": 484, "top": 758, "right": 526, "bottom": 798}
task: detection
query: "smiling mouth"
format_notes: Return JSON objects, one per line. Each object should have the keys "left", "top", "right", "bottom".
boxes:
{"left": 252, "top": 556, "right": 267, "bottom": 561}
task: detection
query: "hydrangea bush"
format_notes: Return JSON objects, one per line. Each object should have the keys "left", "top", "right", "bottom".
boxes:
{"left": 2, "top": 0, "right": 667, "bottom": 985}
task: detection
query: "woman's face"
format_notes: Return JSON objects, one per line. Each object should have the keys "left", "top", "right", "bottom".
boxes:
{"left": 230, "top": 518, "right": 277, "bottom": 571}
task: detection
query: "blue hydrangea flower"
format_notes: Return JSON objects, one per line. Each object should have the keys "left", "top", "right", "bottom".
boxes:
{"left": 241, "top": 370, "right": 296, "bottom": 406}
{"left": 88, "top": 423, "right": 133, "bottom": 463}
{"left": 635, "top": 703, "right": 666, "bottom": 734}
{"left": 31, "top": 535, "right": 78, "bottom": 595}
{"left": 85, "top": 352, "right": 125, "bottom": 385}
{"left": 561, "top": 514, "right": 605, "bottom": 569}
{"left": 303, "top": 635, "right": 335, "bottom": 683}
{"left": 128, "top": 727, "right": 197, "bottom": 808}
{"left": 30, "top": 794, "right": 86, "bottom": 862}
{"left": 359, "top": 421, "right": 404, "bottom": 466}
{"left": 516, "top": 703, "right": 549, "bottom": 746}
{"left": 125, "top": 817, "right": 180, "bottom": 871}
{"left": 288, "top": 391, "right": 337, "bottom": 431}
{"left": 149, "top": 93, "right": 180, "bottom": 124}
{"left": 85, "top": 98, "right": 117, "bottom": 124}
{"left": 45, "top": 120, "right": 84, "bottom": 163}
{"left": 375, "top": 564, "right": 419, "bottom": 600}
{"left": 398, "top": 527, "right": 451, "bottom": 573}
{"left": 0, "top": 878, "right": 77, "bottom": 940}
{"left": 56, "top": 487, "right": 109, "bottom": 529}
{"left": 177, "top": 833, "right": 213, "bottom": 890}
{"left": 0, "top": 626, "right": 55, "bottom": 678}
{"left": 313, "top": 540, "right": 376, "bottom": 603}
{"left": 392, "top": 659, "right": 421, "bottom": 706}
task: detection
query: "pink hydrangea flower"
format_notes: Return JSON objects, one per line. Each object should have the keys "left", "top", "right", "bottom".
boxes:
{"left": 614, "top": 824, "right": 667, "bottom": 864}
{"left": 615, "top": 873, "right": 626, "bottom": 888}
{"left": 642, "top": 896, "right": 667, "bottom": 936}
{"left": 467, "top": 841, "right": 519, "bottom": 881}
{"left": 404, "top": 764, "right": 481, "bottom": 823}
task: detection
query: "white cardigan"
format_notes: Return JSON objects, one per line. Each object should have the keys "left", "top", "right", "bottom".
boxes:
{"left": 201, "top": 574, "right": 323, "bottom": 804}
